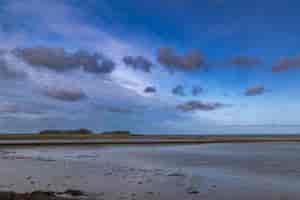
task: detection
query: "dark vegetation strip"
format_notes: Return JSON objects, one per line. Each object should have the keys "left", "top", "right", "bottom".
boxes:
{"left": 0, "top": 137, "right": 300, "bottom": 146}
{"left": 0, "top": 129, "right": 299, "bottom": 145}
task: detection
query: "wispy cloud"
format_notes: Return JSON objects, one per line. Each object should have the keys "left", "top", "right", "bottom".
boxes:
{"left": 0, "top": 102, "right": 18, "bottom": 113}
{"left": 0, "top": 101, "right": 47, "bottom": 117}
{"left": 42, "top": 86, "right": 87, "bottom": 102}
{"left": 0, "top": 55, "right": 26, "bottom": 79}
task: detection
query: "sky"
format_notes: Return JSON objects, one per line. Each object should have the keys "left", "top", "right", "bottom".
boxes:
{"left": 0, "top": 0, "right": 300, "bottom": 134}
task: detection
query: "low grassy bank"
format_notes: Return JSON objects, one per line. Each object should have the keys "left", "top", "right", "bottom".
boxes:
{"left": 0, "top": 130, "right": 299, "bottom": 145}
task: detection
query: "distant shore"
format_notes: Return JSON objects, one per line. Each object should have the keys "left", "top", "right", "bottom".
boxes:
{"left": 0, "top": 133, "right": 300, "bottom": 145}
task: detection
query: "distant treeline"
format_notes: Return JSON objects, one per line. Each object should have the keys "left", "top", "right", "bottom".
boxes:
{"left": 101, "top": 131, "right": 131, "bottom": 135}
{"left": 39, "top": 129, "right": 93, "bottom": 135}
{"left": 39, "top": 129, "right": 131, "bottom": 135}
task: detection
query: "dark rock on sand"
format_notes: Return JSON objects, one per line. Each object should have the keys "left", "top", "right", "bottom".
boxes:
{"left": 30, "top": 191, "right": 55, "bottom": 200}
{"left": 186, "top": 187, "right": 200, "bottom": 194}
{"left": 167, "top": 172, "right": 185, "bottom": 177}
{"left": 0, "top": 190, "right": 86, "bottom": 200}
{"left": 64, "top": 189, "right": 85, "bottom": 196}
{"left": 0, "top": 191, "right": 15, "bottom": 200}
{"left": 146, "top": 191, "right": 154, "bottom": 195}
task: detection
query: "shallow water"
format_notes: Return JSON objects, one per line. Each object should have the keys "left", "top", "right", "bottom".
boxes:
{"left": 2, "top": 142, "right": 300, "bottom": 197}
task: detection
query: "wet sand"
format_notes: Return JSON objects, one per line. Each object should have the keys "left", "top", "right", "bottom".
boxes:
{"left": 0, "top": 143, "right": 300, "bottom": 199}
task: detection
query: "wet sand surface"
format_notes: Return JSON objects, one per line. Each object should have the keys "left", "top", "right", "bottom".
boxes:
{"left": 0, "top": 142, "right": 299, "bottom": 199}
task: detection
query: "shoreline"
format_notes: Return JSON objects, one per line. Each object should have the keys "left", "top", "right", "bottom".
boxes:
{"left": 0, "top": 135, "right": 299, "bottom": 146}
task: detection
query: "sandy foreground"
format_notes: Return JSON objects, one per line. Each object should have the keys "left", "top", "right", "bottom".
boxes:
{"left": 0, "top": 151, "right": 206, "bottom": 200}
{"left": 0, "top": 145, "right": 299, "bottom": 200}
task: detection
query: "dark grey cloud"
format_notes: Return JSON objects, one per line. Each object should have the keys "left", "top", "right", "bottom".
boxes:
{"left": 245, "top": 85, "right": 265, "bottom": 96}
{"left": 123, "top": 56, "right": 153, "bottom": 73}
{"left": 13, "top": 46, "right": 115, "bottom": 74}
{"left": 192, "top": 85, "right": 203, "bottom": 96}
{"left": 177, "top": 100, "right": 225, "bottom": 112}
{"left": 157, "top": 47, "right": 204, "bottom": 71}
{"left": 144, "top": 86, "right": 156, "bottom": 93}
{"left": 43, "top": 86, "right": 87, "bottom": 102}
{"left": 272, "top": 55, "right": 300, "bottom": 73}
{"left": 106, "top": 107, "right": 133, "bottom": 114}
{"left": 172, "top": 85, "right": 185, "bottom": 96}
{"left": 230, "top": 56, "right": 261, "bottom": 67}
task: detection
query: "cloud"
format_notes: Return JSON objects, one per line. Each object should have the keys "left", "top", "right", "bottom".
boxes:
{"left": 42, "top": 86, "right": 87, "bottom": 102}
{"left": 123, "top": 56, "right": 153, "bottom": 73}
{"left": 106, "top": 107, "right": 133, "bottom": 114}
{"left": 192, "top": 85, "right": 203, "bottom": 96}
{"left": 0, "top": 102, "right": 18, "bottom": 113}
{"left": 0, "top": 102, "right": 46, "bottom": 116}
{"left": 144, "top": 86, "right": 156, "bottom": 93}
{"left": 272, "top": 55, "right": 300, "bottom": 73}
{"left": 245, "top": 85, "right": 265, "bottom": 96}
{"left": 93, "top": 102, "right": 141, "bottom": 114}
{"left": 172, "top": 85, "right": 185, "bottom": 96}
{"left": 12, "top": 46, "right": 115, "bottom": 74}
{"left": 157, "top": 47, "right": 204, "bottom": 71}
{"left": 0, "top": 56, "right": 26, "bottom": 79}
{"left": 230, "top": 55, "right": 261, "bottom": 67}
{"left": 176, "top": 100, "right": 225, "bottom": 112}
{"left": 0, "top": 0, "right": 212, "bottom": 133}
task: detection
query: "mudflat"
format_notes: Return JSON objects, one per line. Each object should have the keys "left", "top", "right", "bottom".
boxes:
{"left": 0, "top": 142, "right": 299, "bottom": 200}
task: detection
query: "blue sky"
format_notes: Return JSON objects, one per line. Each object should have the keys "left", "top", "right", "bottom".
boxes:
{"left": 0, "top": 0, "right": 300, "bottom": 134}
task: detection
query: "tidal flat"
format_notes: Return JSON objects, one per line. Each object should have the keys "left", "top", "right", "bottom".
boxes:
{"left": 0, "top": 142, "right": 300, "bottom": 199}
